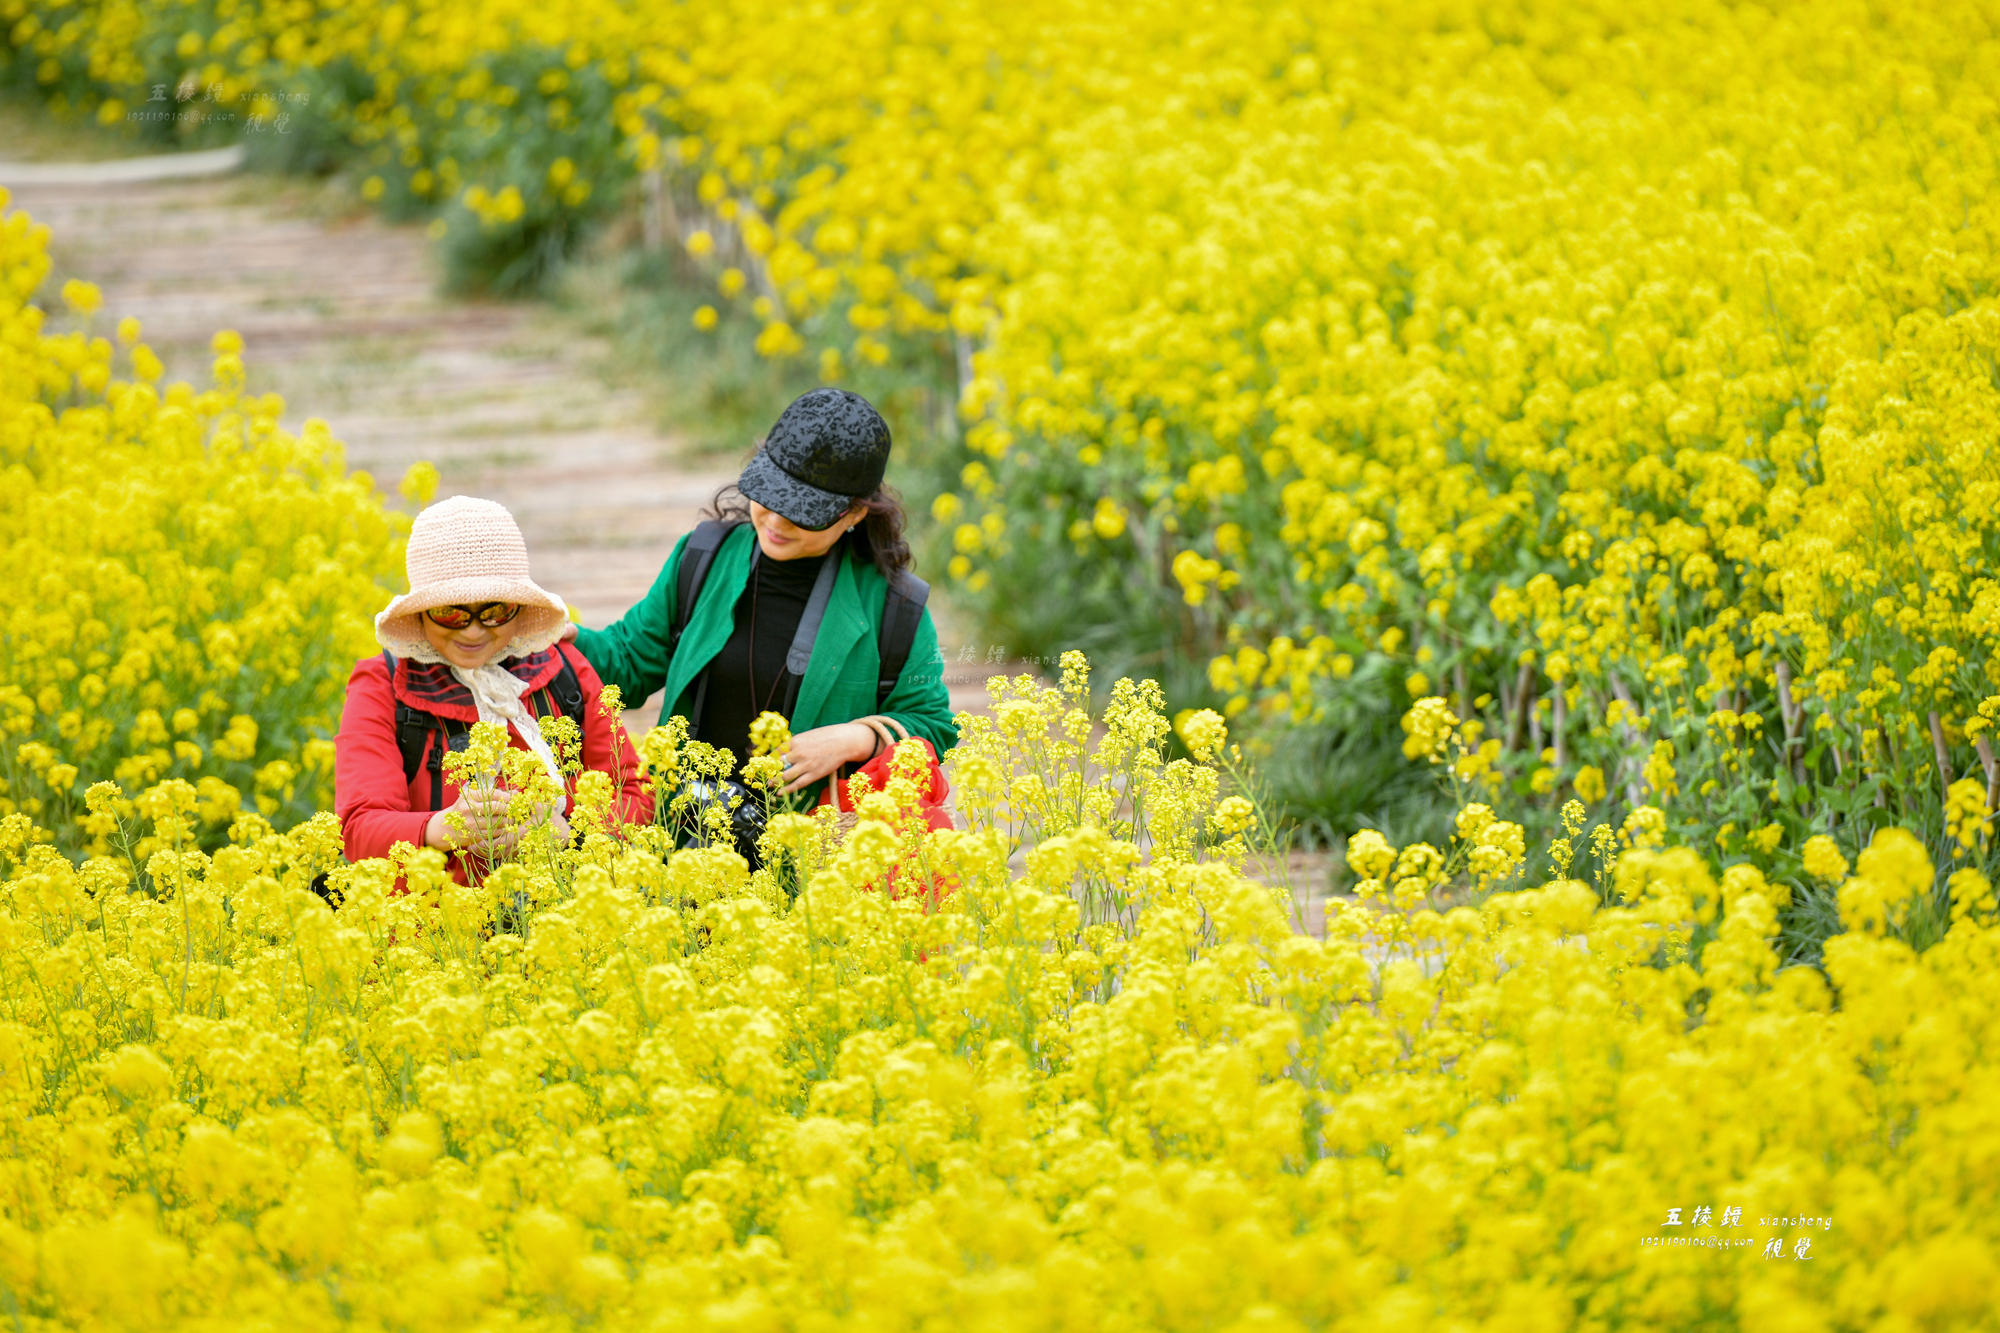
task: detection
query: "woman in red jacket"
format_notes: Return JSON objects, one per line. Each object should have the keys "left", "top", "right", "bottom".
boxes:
{"left": 336, "top": 495, "right": 651, "bottom": 876}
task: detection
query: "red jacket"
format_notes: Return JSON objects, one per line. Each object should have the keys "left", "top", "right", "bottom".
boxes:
{"left": 335, "top": 643, "right": 653, "bottom": 876}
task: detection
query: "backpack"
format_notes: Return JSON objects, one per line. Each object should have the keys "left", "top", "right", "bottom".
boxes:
{"left": 669, "top": 519, "right": 929, "bottom": 738}
{"left": 381, "top": 647, "right": 587, "bottom": 810}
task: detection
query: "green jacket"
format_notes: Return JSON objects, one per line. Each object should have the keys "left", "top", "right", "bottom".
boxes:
{"left": 574, "top": 524, "right": 956, "bottom": 800}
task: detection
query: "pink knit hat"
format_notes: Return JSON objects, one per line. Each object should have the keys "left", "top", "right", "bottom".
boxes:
{"left": 374, "top": 496, "right": 569, "bottom": 659}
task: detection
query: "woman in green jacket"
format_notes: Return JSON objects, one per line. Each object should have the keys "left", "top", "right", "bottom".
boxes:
{"left": 563, "top": 388, "right": 955, "bottom": 807}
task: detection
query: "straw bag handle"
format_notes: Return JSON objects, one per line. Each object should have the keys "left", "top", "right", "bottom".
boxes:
{"left": 856, "top": 713, "right": 911, "bottom": 759}
{"left": 828, "top": 715, "right": 912, "bottom": 806}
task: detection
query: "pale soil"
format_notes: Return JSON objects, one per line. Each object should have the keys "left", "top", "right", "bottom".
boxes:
{"left": 1, "top": 161, "right": 1014, "bottom": 725}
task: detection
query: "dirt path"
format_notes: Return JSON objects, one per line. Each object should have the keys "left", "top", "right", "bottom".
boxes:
{"left": 2, "top": 156, "right": 1018, "bottom": 726}
{"left": 6, "top": 163, "right": 730, "bottom": 639}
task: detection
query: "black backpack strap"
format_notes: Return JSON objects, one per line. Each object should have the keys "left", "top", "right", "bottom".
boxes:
{"left": 384, "top": 651, "right": 424, "bottom": 786}
{"left": 550, "top": 647, "right": 586, "bottom": 729}
{"left": 876, "top": 570, "right": 930, "bottom": 710}
{"left": 670, "top": 520, "right": 740, "bottom": 659}
{"left": 382, "top": 650, "right": 467, "bottom": 810}
{"left": 524, "top": 648, "right": 593, "bottom": 772}
{"left": 673, "top": 519, "right": 742, "bottom": 741}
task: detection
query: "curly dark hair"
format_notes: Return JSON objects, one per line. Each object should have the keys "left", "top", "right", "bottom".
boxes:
{"left": 704, "top": 483, "right": 913, "bottom": 581}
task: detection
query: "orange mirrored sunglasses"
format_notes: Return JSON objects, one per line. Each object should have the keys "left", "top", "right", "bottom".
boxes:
{"left": 422, "top": 602, "right": 522, "bottom": 630}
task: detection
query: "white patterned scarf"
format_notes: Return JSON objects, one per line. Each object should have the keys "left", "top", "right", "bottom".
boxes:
{"left": 402, "top": 644, "right": 567, "bottom": 790}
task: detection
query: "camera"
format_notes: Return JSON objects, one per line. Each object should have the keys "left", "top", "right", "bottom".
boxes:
{"left": 674, "top": 776, "right": 769, "bottom": 869}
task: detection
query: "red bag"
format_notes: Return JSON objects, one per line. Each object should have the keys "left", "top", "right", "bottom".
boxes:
{"left": 811, "top": 720, "right": 956, "bottom": 911}
{"left": 814, "top": 732, "right": 954, "bottom": 835}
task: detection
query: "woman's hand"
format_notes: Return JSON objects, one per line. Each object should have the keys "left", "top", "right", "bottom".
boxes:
{"left": 775, "top": 716, "right": 911, "bottom": 797}
{"left": 426, "top": 787, "right": 570, "bottom": 856}
{"left": 775, "top": 722, "right": 877, "bottom": 797}
{"left": 559, "top": 623, "right": 579, "bottom": 643}
{"left": 426, "top": 787, "right": 510, "bottom": 856}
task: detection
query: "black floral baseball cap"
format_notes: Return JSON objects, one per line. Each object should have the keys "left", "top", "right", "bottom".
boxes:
{"left": 737, "top": 388, "right": 892, "bottom": 531}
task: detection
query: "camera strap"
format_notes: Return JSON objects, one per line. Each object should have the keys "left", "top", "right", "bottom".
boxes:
{"left": 778, "top": 547, "right": 842, "bottom": 718}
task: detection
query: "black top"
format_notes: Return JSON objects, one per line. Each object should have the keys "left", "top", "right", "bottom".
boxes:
{"left": 697, "top": 546, "right": 832, "bottom": 769}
